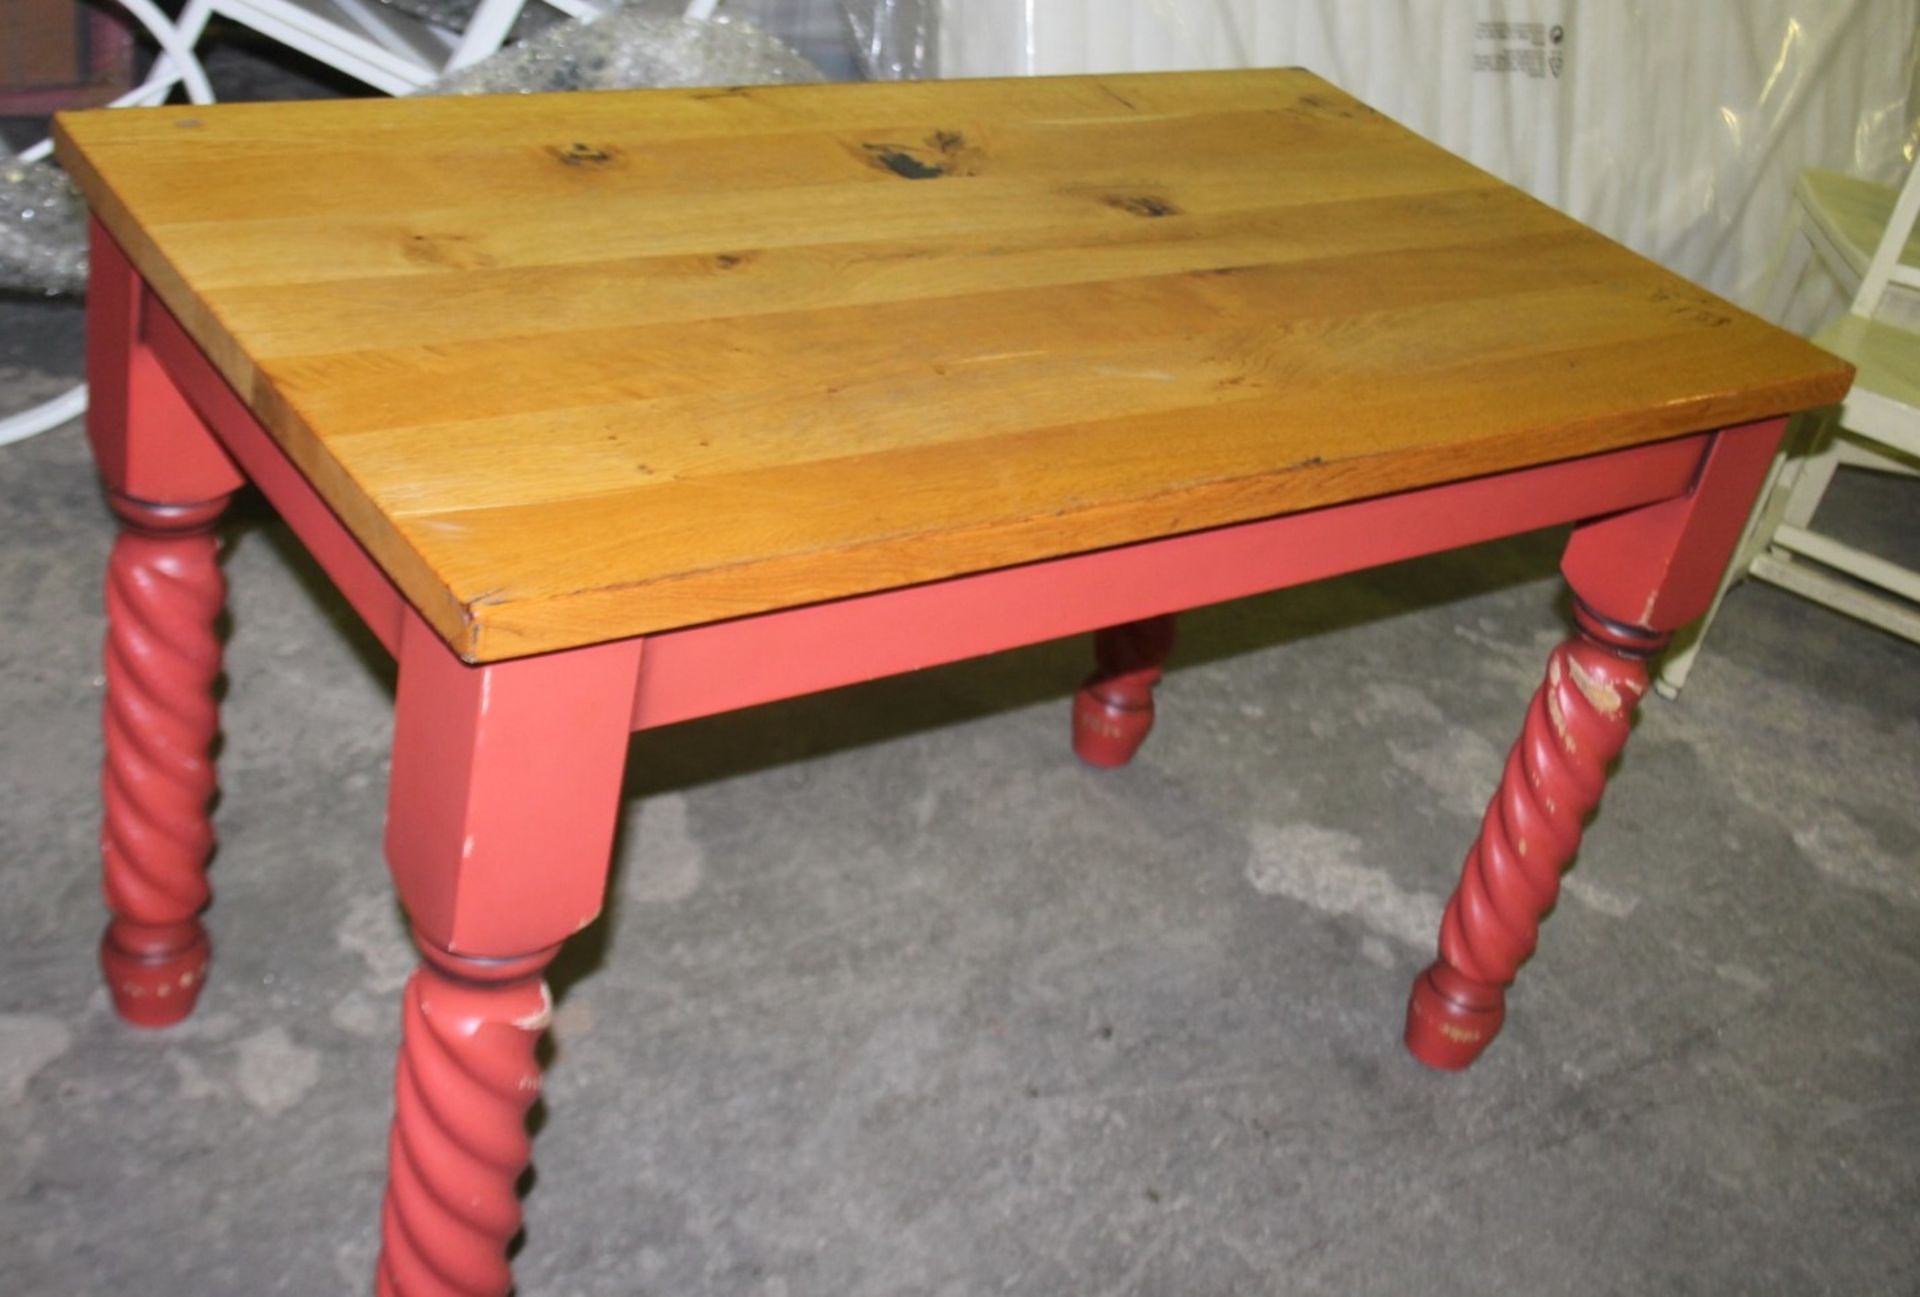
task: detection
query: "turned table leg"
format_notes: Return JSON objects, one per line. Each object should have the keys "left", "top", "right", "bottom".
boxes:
{"left": 1405, "top": 604, "right": 1663, "bottom": 1068}
{"left": 374, "top": 612, "right": 641, "bottom": 1295}
{"left": 1073, "top": 614, "right": 1176, "bottom": 767}
{"left": 377, "top": 937, "right": 558, "bottom": 1297}
{"left": 98, "top": 490, "right": 231, "bottom": 1025}
{"left": 1404, "top": 419, "right": 1787, "bottom": 1070}
{"left": 85, "top": 226, "right": 244, "bottom": 1026}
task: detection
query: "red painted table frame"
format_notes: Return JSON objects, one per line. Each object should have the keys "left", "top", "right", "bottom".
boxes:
{"left": 85, "top": 221, "right": 1785, "bottom": 1295}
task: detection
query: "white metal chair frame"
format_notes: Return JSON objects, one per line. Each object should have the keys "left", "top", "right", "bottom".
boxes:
{"left": 1658, "top": 157, "right": 1920, "bottom": 694}
{"left": 148, "top": 0, "right": 718, "bottom": 97}
{"left": 15, "top": 0, "right": 217, "bottom": 163}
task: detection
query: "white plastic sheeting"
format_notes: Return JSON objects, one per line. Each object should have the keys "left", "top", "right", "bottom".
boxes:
{"left": 939, "top": 1, "right": 1920, "bottom": 321}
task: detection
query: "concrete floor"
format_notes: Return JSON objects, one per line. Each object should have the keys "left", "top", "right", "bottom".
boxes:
{"left": 4, "top": 32, "right": 1920, "bottom": 1297}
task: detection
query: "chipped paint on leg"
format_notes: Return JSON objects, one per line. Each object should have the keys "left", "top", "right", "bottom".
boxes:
{"left": 1568, "top": 655, "right": 1625, "bottom": 717}
{"left": 512, "top": 982, "right": 555, "bottom": 1033}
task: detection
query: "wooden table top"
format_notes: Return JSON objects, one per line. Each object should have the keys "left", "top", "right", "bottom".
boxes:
{"left": 56, "top": 70, "right": 1851, "bottom": 662}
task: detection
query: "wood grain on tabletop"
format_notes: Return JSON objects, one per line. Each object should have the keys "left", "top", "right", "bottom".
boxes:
{"left": 54, "top": 69, "right": 1853, "bottom": 661}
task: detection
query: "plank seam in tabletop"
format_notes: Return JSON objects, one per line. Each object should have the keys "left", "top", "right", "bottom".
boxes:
{"left": 53, "top": 69, "right": 1853, "bottom": 662}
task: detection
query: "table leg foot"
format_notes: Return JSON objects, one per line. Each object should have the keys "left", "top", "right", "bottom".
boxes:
{"left": 1072, "top": 614, "right": 1176, "bottom": 768}
{"left": 1404, "top": 960, "right": 1506, "bottom": 1072}
{"left": 1404, "top": 602, "right": 1664, "bottom": 1070}
{"left": 99, "top": 491, "right": 228, "bottom": 1028}
{"left": 377, "top": 935, "right": 557, "bottom": 1297}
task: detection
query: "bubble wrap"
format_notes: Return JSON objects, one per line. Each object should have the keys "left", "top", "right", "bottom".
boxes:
{"left": 426, "top": 7, "right": 824, "bottom": 95}
{"left": 0, "top": 143, "right": 88, "bottom": 297}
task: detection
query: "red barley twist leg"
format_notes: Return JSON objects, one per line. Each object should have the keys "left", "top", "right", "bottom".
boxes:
{"left": 99, "top": 490, "right": 229, "bottom": 1028}
{"left": 1405, "top": 603, "right": 1667, "bottom": 1070}
{"left": 1072, "top": 614, "right": 1177, "bottom": 768}
{"left": 377, "top": 937, "right": 558, "bottom": 1297}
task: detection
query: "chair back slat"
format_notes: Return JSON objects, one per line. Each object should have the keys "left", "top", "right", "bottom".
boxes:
{"left": 1854, "top": 156, "right": 1920, "bottom": 317}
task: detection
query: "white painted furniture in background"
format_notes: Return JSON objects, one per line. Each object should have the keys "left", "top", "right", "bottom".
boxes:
{"left": 1658, "top": 156, "right": 1920, "bottom": 693}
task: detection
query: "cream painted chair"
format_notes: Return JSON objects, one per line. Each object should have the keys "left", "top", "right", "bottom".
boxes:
{"left": 1657, "top": 158, "right": 1920, "bottom": 696}
{"left": 1761, "top": 168, "right": 1920, "bottom": 324}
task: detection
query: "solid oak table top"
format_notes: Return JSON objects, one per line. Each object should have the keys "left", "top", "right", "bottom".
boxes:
{"left": 56, "top": 69, "right": 1851, "bottom": 662}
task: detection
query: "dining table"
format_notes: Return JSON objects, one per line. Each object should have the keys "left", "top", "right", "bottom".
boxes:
{"left": 53, "top": 67, "right": 1851, "bottom": 1294}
